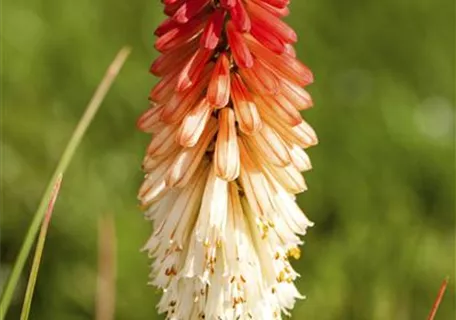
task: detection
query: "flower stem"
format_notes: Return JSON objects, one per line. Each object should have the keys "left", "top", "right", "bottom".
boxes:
{"left": 0, "top": 47, "right": 131, "bottom": 320}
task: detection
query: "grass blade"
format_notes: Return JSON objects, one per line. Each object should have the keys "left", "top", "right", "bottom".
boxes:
{"left": 20, "top": 174, "right": 63, "bottom": 320}
{"left": 427, "top": 277, "right": 449, "bottom": 320}
{"left": 95, "top": 212, "right": 117, "bottom": 320}
{"left": 0, "top": 47, "right": 131, "bottom": 319}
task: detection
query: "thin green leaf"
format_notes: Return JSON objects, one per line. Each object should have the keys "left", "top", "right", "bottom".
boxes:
{"left": 20, "top": 174, "right": 63, "bottom": 320}
{"left": 0, "top": 47, "right": 131, "bottom": 320}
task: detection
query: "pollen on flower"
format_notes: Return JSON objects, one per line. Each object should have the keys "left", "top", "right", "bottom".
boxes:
{"left": 138, "top": 0, "right": 318, "bottom": 319}
{"left": 287, "top": 247, "right": 301, "bottom": 260}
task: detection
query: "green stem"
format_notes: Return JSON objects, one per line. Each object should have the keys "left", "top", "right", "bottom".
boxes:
{"left": 0, "top": 47, "right": 131, "bottom": 319}
{"left": 20, "top": 174, "right": 63, "bottom": 320}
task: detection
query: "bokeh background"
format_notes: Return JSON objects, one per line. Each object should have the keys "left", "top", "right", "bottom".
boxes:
{"left": 1, "top": 0, "right": 455, "bottom": 319}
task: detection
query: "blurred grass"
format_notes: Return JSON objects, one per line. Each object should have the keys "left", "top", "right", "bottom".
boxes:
{"left": 1, "top": 0, "right": 454, "bottom": 319}
{"left": 1, "top": 47, "right": 130, "bottom": 318}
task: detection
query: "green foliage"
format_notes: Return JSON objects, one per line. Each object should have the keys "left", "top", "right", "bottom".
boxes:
{"left": 1, "top": 0, "right": 454, "bottom": 319}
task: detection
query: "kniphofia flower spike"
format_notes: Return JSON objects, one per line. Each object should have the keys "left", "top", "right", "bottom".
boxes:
{"left": 138, "top": 0, "right": 318, "bottom": 319}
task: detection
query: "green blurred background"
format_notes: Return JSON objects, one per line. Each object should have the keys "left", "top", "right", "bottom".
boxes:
{"left": 1, "top": 0, "right": 454, "bottom": 319}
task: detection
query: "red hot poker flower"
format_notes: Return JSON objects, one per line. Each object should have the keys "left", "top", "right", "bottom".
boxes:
{"left": 138, "top": 1, "right": 318, "bottom": 319}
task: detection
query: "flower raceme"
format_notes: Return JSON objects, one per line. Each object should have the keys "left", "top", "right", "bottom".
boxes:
{"left": 137, "top": 0, "right": 318, "bottom": 319}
